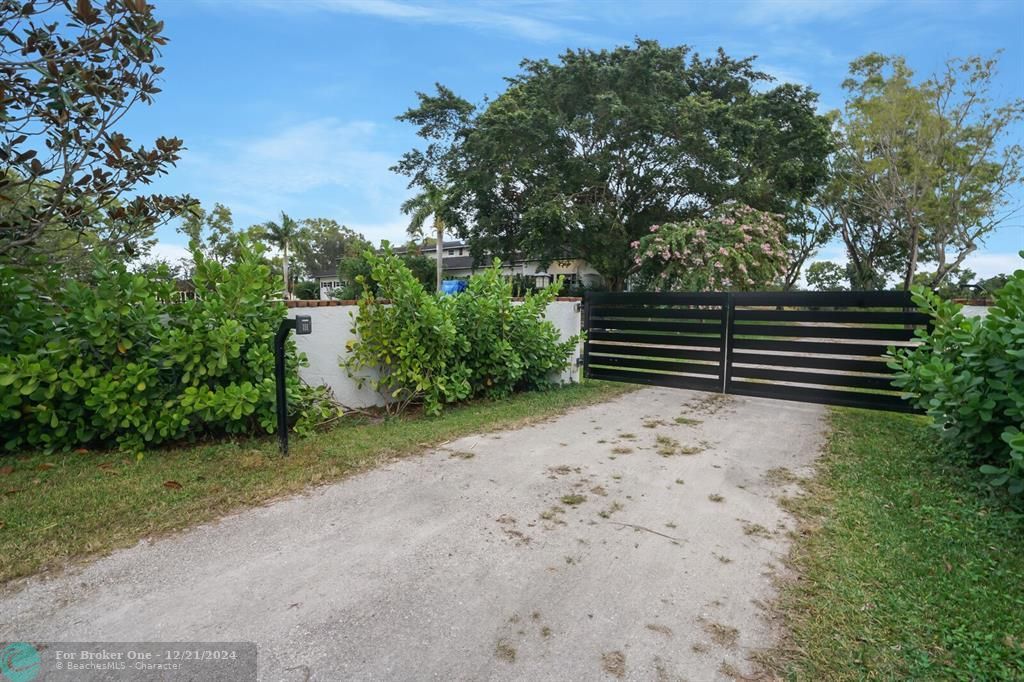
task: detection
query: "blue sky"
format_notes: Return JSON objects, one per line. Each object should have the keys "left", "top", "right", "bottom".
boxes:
{"left": 138, "top": 0, "right": 1024, "bottom": 278}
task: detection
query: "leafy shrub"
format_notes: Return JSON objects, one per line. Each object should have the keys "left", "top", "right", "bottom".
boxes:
{"left": 344, "top": 248, "right": 471, "bottom": 415}
{"left": 343, "top": 249, "right": 578, "bottom": 414}
{"left": 889, "top": 253, "right": 1024, "bottom": 495}
{"left": 451, "top": 265, "right": 578, "bottom": 400}
{"left": 0, "top": 240, "right": 334, "bottom": 454}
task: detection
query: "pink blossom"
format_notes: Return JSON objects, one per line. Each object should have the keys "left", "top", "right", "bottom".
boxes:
{"left": 630, "top": 240, "right": 640, "bottom": 248}
{"left": 714, "top": 261, "right": 723, "bottom": 269}
{"left": 743, "top": 234, "right": 752, "bottom": 243}
{"left": 650, "top": 225, "right": 660, "bottom": 232}
{"left": 718, "top": 247, "right": 729, "bottom": 256}
{"left": 760, "top": 243, "right": 773, "bottom": 255}
{"left": 695, "top": 229, "right": 706, "bottom": 238}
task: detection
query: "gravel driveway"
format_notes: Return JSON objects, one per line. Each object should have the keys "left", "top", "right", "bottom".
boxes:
{"left": 1, "top": 387, "right": 826, "bottom": 681}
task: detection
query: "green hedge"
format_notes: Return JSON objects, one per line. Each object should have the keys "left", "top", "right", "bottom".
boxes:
{"left": 343, "top": 249, "right": 578, "bottom": 415}
{"left": 889, "top": 252, "right": 1024, "bottom": 496}
{"left": 0, "top": 241, "right": 334, "bottom": 453}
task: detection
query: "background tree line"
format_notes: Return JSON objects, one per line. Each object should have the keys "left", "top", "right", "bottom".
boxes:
{"left": 1, "top": 6, "right": 1019, "bottom": 296}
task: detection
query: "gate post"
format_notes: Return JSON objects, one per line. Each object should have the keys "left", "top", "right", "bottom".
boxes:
{"left": 719, "top": 292, "right": 733, "bottom": 394}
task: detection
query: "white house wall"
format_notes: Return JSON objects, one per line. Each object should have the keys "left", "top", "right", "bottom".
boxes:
{"left": 288, "top": 299, "right": 582, "bottom": 409}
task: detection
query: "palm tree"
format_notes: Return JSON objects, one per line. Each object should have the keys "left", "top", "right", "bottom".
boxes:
{"left": 401, "top": 184, "right": 448, "bottom": 292}
{"left": 262, "top": 211, "right": 300, "bottom": 299}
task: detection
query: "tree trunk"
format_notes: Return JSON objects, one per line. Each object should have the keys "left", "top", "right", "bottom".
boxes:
{"left": 282, "top": 240, "right": 290, "bottom": 300}
{"left": 902, "top": 220, "right": 919, "bottom": 291}
{"left": 435, "top": 220, "right": 443, "bottom": 293}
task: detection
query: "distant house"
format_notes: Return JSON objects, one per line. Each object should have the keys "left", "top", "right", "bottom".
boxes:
{"left": 311, "top": 270, "right": 345, "bottom": 300}
{"left": 392, "top": 239, "right": 604, "bottom": 291}
{"left": 308, "top": 239, "right": 604, "bottom": 299}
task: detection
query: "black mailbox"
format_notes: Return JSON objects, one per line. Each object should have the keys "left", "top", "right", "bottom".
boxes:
{"left": 274, "top": 315, "right": 313, "bottom": 456}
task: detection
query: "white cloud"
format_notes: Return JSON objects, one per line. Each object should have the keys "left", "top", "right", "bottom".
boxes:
{"left": 347, "top": 218, "right": 412, "bottom": 247}
{"left": 176, "top": 117, "right": 411, "bottom": 227}
{"left": 960, "top": 251, "right": 1023, "bottom": 280}
{"left": 251, "top": 0, "right": 602, "bottom": 42}
{"left": 147, "top": 241, "right": 193, "bottom": 266}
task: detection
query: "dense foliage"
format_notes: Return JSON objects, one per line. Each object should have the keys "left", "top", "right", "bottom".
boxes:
{"left": 889, "top": 254, "right": 1024, "bottom": 495}
{"left": 0, "top": 0, "right": 187, "bottom": 266}
{"left": 630, "top": 204, "right": 788, "bottom": 291}
{"left": 344, "top": 249, "right": 578, "bottom": 414}
{"left": 395, "top": 39, "right": 832, "bottom": 290}
{"left": 0, "top": 241, "right": 334, "bottom": 454}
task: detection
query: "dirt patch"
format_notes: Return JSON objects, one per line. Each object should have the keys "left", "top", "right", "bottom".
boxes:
{"left": 495, "top": 640, "right": 516, "bottom": 662}
{"left": 646, "top": 623, "right": 674, "bottom": 637}
{"left": 601, "top": 650, "right": 626, "bottom": 678}
{"left": 702, "top": 619, "right": 739, "bottom": 648}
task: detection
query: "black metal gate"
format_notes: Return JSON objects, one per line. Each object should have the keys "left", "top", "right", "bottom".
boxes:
{"left": 582, "top": 290, "right": 930, "bottom": 413}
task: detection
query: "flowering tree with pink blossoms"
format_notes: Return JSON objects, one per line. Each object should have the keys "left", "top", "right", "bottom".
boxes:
{"left": 630, "top": 204, "right": 788, "bottom": 291}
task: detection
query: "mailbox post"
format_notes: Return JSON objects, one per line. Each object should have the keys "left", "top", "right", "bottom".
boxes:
{"left": 275, "top": 315, "right": 312, "bottom": 456}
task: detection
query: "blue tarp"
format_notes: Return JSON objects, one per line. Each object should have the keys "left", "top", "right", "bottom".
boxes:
{"left": 440, "top": 279, "right": 468, "bottom": 295}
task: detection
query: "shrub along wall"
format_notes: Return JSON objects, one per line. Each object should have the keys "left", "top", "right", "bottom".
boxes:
{"left": 340, "top": 250, "right": 582, "bottom": 415}
{"left": 288, "top": 298, "right": 582, "bottom": 411}
{"left": 0, "top": 242, "right": 333, "bottom": 454}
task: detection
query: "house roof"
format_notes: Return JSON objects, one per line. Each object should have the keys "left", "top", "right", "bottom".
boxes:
{"left": 390, "top": 239, "right": 467, "bottom": 254}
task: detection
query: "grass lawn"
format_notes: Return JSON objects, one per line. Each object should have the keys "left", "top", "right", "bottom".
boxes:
{"left": 0, "top": 380, "right": 633, "bottom": 585}
{"left": 771, "top": 408, "right": 1024, "bottom": 680}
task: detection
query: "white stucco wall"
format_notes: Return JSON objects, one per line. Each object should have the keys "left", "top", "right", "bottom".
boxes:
{"left": 288, "top": 299, "right": 582, "bottom": 409}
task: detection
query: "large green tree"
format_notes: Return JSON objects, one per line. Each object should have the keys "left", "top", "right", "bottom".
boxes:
{"left": 293, "top": 218, "right": 370, "bottom": 279}
{"left": 0, "top": 0, "right": 187, "bottom": 267}
{"left": 823, "top": 53, "right": 1023, "bottom": 290}
{"left": 395, "top": 40, "right": 832, "bottom": 290}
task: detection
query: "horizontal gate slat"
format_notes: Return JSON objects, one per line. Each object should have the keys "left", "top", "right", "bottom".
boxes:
{"left": 589, "top": 330, "right": 723, "bottom": 347}
{"left": 730, "top": 291, "right": 914, "bottom": 308}
{"left": 588, "top": 291, "right": 728, "bottom": 306}
{"left": 733, "top": 309, "right": 931, "bottom": 325}
{"left": 589, "top": 343, "right": 721, "bottom": 363}
{"left": 730, "top": 351, "right": 892, "bottom": 374}
{"left": 589, "top": 367, "right": 721, "bottom": 392}
{"left": 732, "top": 324, "right": 919, "bottom": 341}
{"left": 588, "top": 354, "right": 721, "bottom": 375}
{"left": 728, "top": 365, "right": 897, "bottom": 390}
{"left": 591, "top": 319, "right": 722, "bottom": 334}
{"left": 592, "top": 306, "right": 723, "bottom": 321}
{"left": 726, "top": 381, "right": 917, "bottom": 413}
{"left": 730, "top": 338, "right": 901, "bottom": 357}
